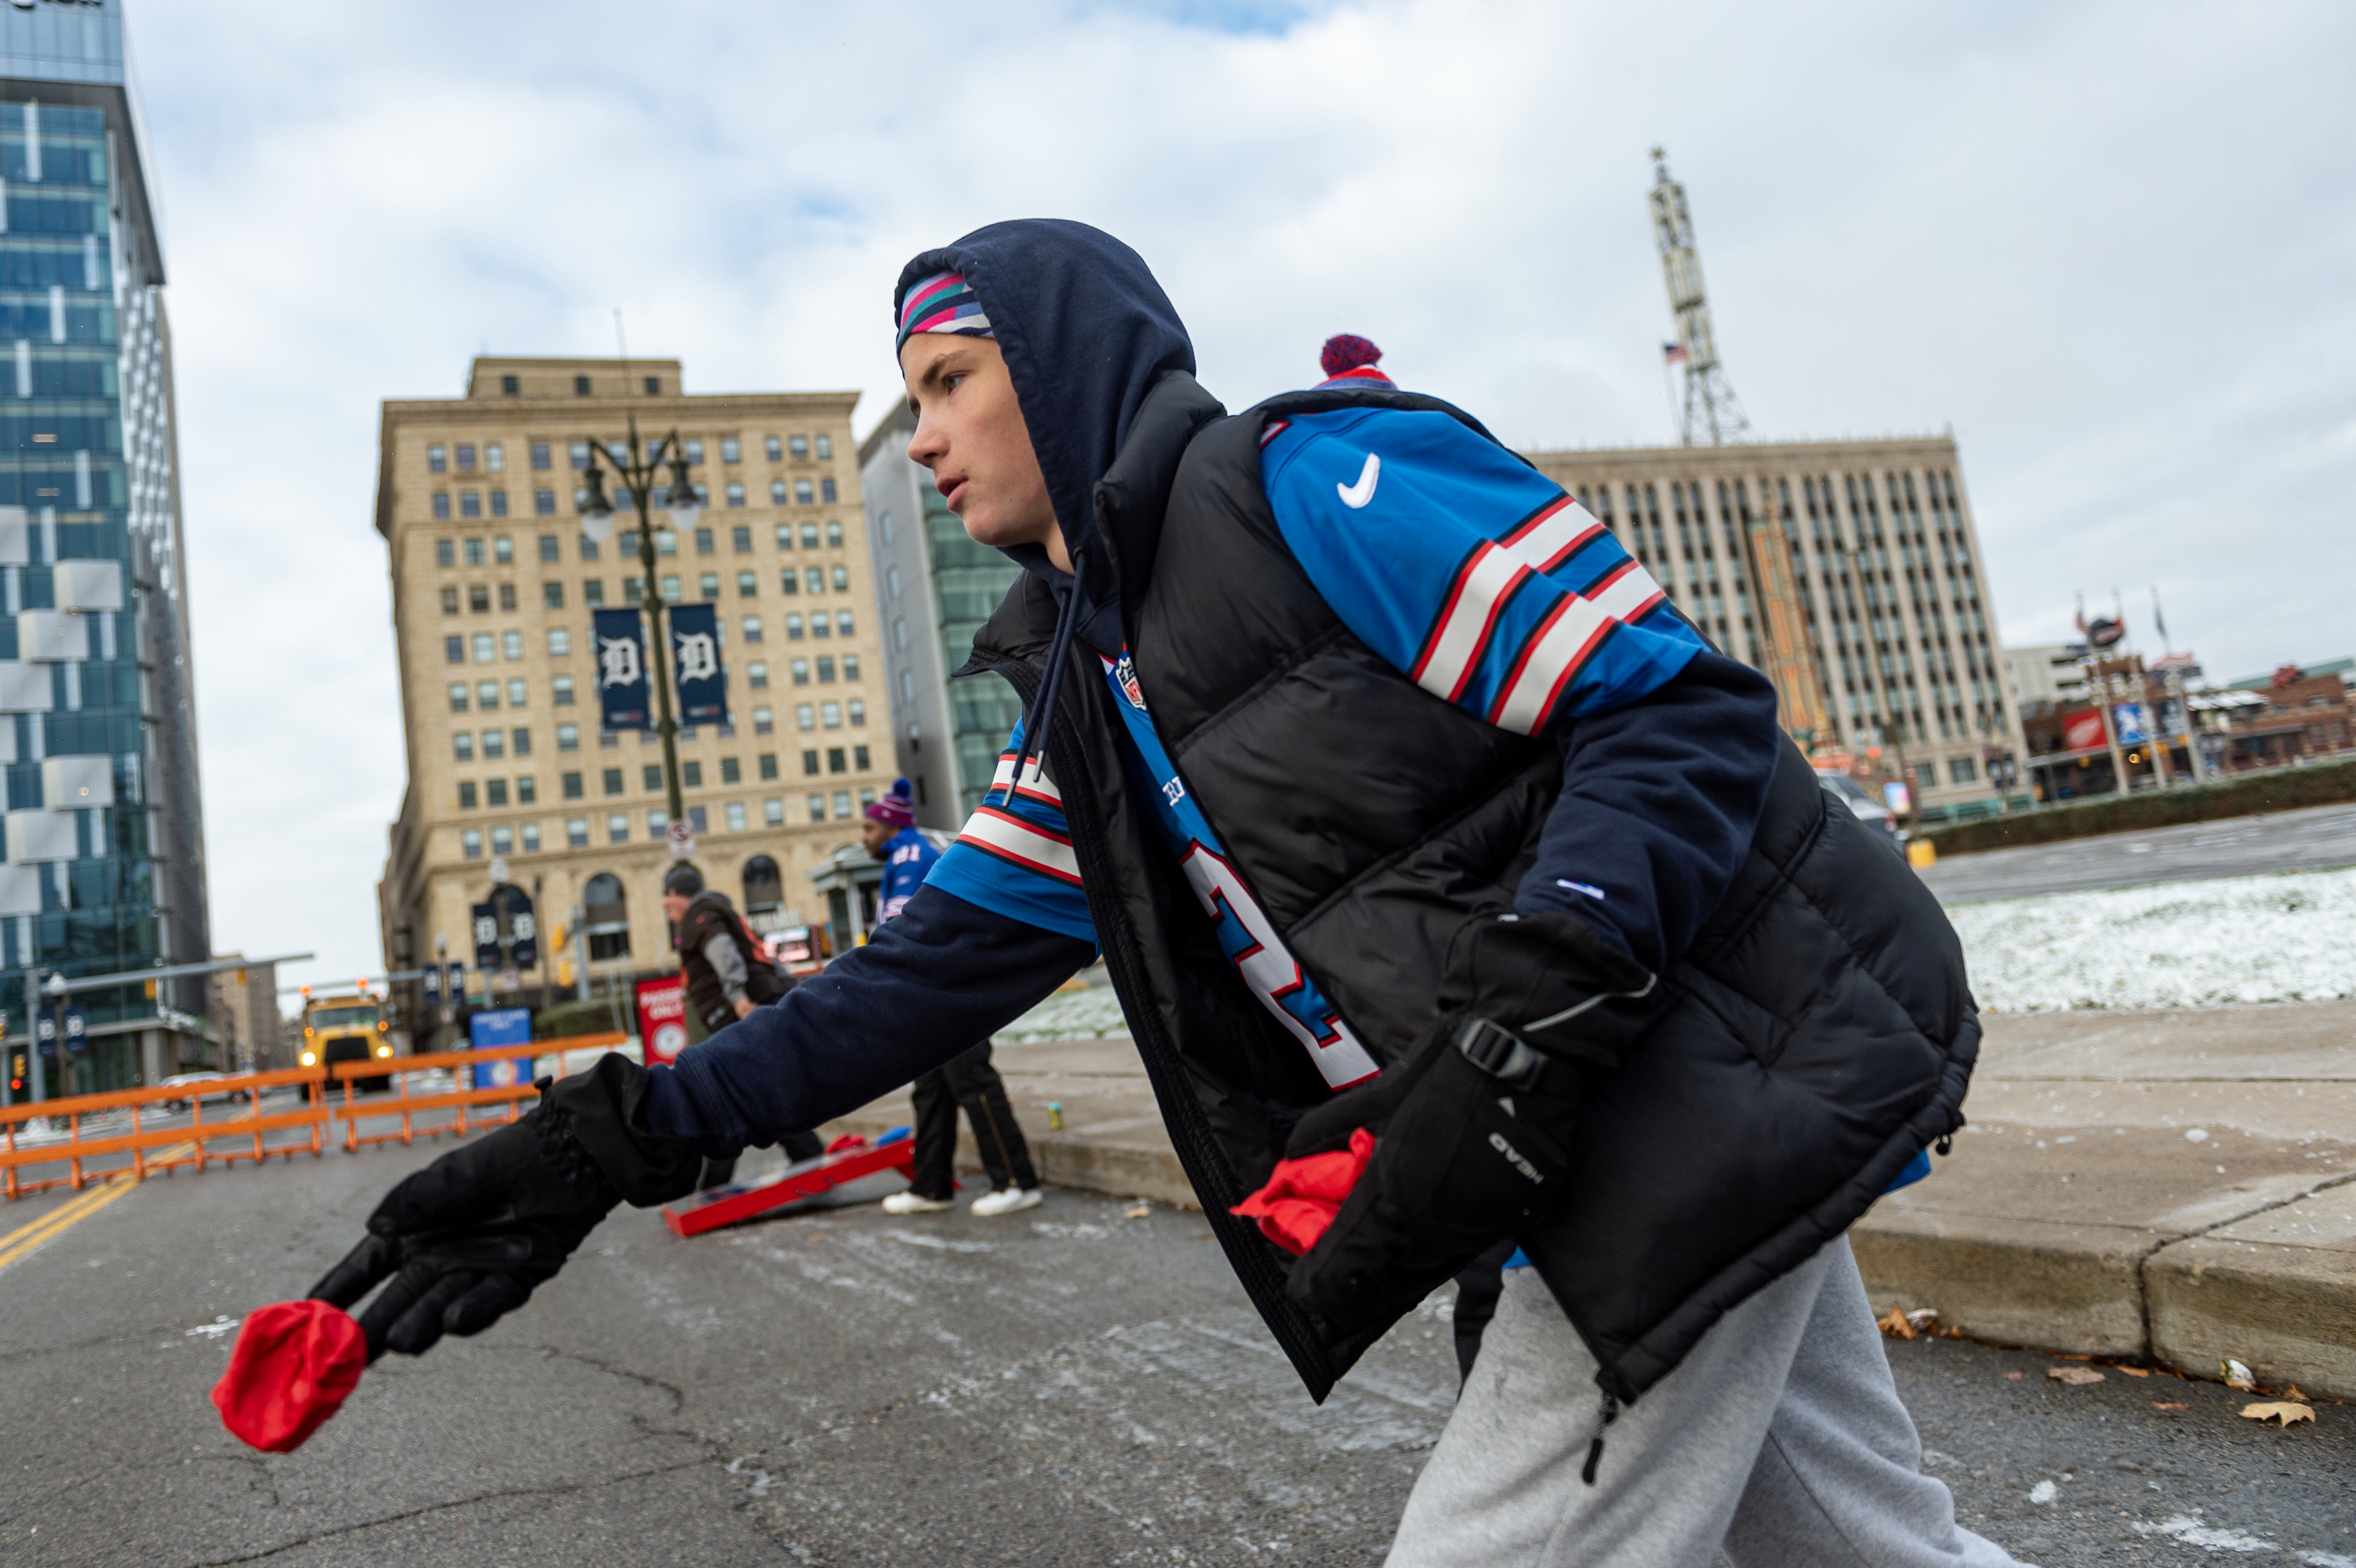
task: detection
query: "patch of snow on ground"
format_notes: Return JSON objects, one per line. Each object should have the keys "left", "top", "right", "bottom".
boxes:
{"left": 1950, "top": 867, "right": 2356, "bottom": 1011}
{"left": 998, "top": 869, "right": 2356, "bottom": 1027}
{"left": 999, "top": 985, "right": 1131, "bottom": 1042}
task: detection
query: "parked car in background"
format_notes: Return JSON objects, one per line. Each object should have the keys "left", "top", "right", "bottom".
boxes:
{"left": 158, "top": 1071, "right": 236, "bottom": 1113}
{"left": 1815, "top": 769, "right": 1906, "bottom": 847}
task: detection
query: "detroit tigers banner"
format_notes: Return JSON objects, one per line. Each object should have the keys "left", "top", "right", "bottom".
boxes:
{"left": 668, "top": 602, "right": 728, "bottom": 728}
{"left": 593, "top": 607, "right": 650, "bottom": 730}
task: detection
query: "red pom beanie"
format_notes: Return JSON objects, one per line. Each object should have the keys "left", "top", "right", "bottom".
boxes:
{"left": 1320, "top": 334, "right": 1382, "bottom": 378}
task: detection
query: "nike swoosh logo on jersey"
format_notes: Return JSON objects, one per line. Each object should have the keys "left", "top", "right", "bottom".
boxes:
{"left": 1337, "top": 453, "right": 1380, "bottom": 509}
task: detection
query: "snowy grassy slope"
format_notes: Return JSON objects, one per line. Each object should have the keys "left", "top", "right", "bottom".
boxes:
{"left": 1000, "top": 984, "right": 1131, "bottom": 1042}
{"left": 994, "top": 867, "right": 2356, "bottom": 1036}
{"left": 1947, "top": 866, "right": 2356, "bottom": 1011}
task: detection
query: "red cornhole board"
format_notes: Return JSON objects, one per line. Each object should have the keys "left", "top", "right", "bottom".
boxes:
{"left": 661, "top": 1127, "right": 917, "bottom": 1237}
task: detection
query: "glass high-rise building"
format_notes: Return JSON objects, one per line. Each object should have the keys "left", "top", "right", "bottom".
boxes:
{"left": 0, "top": 2, "right": 205, "bottom": 1098}
{"left": 858, "top": 402, "right": 1023, "bottom": 830}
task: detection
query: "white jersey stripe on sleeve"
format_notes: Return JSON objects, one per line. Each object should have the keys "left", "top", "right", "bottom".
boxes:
{"left": 1484, "top": 558, "right": 1674, "bottom": 735}
{"left": 957, "top": 805, "right": 1083, "bottom": 886}
{"left": 988, "top": 751, "right": 1063, "bottom": 806}
{"left": 1488, "top": 596, "right": 1615, "bottom": 734}
{"left": 1583, "top": 557, "right": 1669, "bottom": 623}
{"left": 1409, "top": 542, "right": 1531, "bottom": 704}
{"left": 1500, "top": 497, "right": 1605, "bottom": 576}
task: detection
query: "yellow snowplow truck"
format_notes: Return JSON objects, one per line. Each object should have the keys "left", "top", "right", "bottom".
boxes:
{"left": 300, "top": 993, "right": 395, "bottom": 1092}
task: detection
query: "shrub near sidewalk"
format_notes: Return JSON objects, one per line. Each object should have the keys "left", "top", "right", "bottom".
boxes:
{"left": 532, "top": 997, "right": 628, "bottom": 1040}
{"left": 1924, "top": 757, "right": 2356, "bottom": 856}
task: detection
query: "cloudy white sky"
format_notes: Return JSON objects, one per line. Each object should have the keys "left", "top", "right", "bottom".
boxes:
{"left": 124, "top": 0, "right": 2354, "bottom": 985}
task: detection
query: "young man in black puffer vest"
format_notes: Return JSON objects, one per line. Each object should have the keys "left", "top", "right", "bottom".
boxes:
{"left": 313, "top": 222, "right": 2011, "bottom": 1566}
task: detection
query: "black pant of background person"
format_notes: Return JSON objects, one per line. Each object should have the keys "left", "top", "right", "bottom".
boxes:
{"left": 697, "top": 1128, "right": 823, "bottom": 1192}
{"left": 1450, "top": 1240, "right": 1519, "bottom": 1384}
{"left": 907, "top": 1042, "right": 1039, "bottom": 1199}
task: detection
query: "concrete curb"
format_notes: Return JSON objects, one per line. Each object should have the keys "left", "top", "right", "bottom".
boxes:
{"left": 1853, "top": 1177, "right": 2356, "bottom": 1400}
{"left": 821, "top": 1106, "right": 1198, "bottom": 1211}
{"left": 815, "top": 1011, "right": 2356, "bottom": 1401}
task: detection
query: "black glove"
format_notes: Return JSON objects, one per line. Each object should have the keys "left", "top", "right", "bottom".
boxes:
{"left": 1281, "top": 911, "right": 1659, "bottom": 1323}
{"left": 310, "top": 1055, "right": 703, "bottom": 1359}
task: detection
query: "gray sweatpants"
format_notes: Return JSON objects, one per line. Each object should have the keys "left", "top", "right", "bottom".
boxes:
{"left": 1386, "top": 1236, "right": 2029, "bottom": 1568}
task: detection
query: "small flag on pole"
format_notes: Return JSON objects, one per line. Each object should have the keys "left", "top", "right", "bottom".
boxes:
{"left": 1662, "top": 341, "right": 1688, "bottom": 364}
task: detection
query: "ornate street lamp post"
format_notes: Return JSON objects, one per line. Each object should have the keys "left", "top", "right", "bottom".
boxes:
{"left": 579, "top": 418, "right": 703, "bottom": 828}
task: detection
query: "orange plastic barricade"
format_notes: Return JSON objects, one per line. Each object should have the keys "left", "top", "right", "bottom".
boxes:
{"left": 1, "top": 1066, "right": 332, "bottom": 1200}
{"left": 332, "top": 1033, "right": 628, "bottom": 1152}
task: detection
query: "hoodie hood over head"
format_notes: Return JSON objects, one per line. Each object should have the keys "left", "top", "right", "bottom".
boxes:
{"left": 893, "top": 219, "right": 1195, "bottom": 666}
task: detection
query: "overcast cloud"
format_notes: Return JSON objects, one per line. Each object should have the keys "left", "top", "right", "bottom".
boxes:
{"left": 123, "top": 0, "right": 2355, "bottom": 985}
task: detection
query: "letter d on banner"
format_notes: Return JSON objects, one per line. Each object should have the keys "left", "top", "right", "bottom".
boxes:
{"left": 593, "top": 607, "right": 650, "bottom": 730}
{"left": 668, "top": 602, "right": 728, "bottom": 728}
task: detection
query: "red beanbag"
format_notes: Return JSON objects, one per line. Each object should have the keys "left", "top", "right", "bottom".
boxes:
{"left": 1230, "top": 1128, "right": 1376, "bottom": 1256}
{"left": 211, "top": 1299, "right": 369, "bottom": 1453}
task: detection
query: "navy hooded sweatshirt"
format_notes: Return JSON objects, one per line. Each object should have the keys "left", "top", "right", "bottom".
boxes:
{"left": 639, "top": 220, "right": 1779, "bottom": 1156}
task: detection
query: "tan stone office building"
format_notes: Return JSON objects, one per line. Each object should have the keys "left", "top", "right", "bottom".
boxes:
{"left": 1524, "top": 434, "right": 2025, "bottom": 820}
{"left": 375, "top": 359, "right": 884, "bottom": 1022}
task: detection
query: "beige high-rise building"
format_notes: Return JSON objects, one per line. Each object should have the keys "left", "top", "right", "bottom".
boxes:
{"left": 375, "top": 359, "right": 882, "bottom": 1026}
{"left": 1523, "top": 434, "right": 2025, "bottom": 820}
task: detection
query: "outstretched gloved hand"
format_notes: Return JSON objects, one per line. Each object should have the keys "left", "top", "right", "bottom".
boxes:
{"left": 309, "top": 1055, "right": 704, "bottom": 1358}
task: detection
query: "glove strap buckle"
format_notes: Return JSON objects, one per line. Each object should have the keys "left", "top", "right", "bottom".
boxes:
{"left": 1455, "top": 1016, "right": 1548, "bottom": 1091}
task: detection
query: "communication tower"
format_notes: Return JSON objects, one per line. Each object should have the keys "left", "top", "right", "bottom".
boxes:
{"left": 1649, "top": 148, "right": 1751, "bottom": 445}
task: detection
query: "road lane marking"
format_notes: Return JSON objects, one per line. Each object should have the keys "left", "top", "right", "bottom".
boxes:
{"left": 0, "top": 1111, "right": 246, "bottom": 1271}
{"left": 0, "top": 1174, "right": 137, "bottom": 1272}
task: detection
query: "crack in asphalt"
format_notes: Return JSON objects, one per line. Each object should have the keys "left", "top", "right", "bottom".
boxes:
{"left": 181, "top": 1458, "right": 713, "bottom": 1566}
{"left": 524, "top": 1343, "right": 689, "bottom": 1413}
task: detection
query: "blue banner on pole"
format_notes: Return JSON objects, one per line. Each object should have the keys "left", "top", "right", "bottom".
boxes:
{"left": 668, "top": 602, "right": 728, "bottom": 727}
{"left": 593, "top": 607, "right": 651, "bottom": 730}
{"left": 506, "top": 893, "right": 539, "bottom": 971}
{"left": 472, "top": 900, "right": 502, "bottom": 971}
{"left": 62, "top": 1006, "right": 86, "bottom": 1054}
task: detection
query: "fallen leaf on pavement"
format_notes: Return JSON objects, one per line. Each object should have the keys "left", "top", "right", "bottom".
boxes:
{"left": 2240, "top": 1401, "right": 2314, "bottom": 1426}
{"left": 2047, "top": 1365, "right": 2106, "bottom": 1386}
{"left": 1124, "top": 1203, "right": 1151, "bottom": 1219}
{"left": 1878, "top": 1307, "right": 1916, "bottom": 1340}
{"left": 2220, "top": 1357, "right": 2256, "bottom": 1390}
{"left": 2113, "top": 1365, "right": 2151, "bottom": 1377}
{"left": 2152, "top": 1402, "right": 2187, "bottom": 1411}
{"left": 2004, "top": 1372, "right": 2023, "bottom": 1381}
{"left": 2283, "top": 1384, "right": 2306, "bottom": 1401}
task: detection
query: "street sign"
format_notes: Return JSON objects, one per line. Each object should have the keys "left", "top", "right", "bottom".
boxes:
{"left": 467, "top": 1006, "right": 533, "bottom": 1090}
{"left": 667, "top": 818, "right": 696, "bottom": 861}
{"left": 635, "top": 973, "right": 689, "bottom": 1066}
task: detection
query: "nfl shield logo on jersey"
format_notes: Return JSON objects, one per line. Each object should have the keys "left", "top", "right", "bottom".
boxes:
{"left": 1115, "top": 653, "right": 1147, "bottom": 711}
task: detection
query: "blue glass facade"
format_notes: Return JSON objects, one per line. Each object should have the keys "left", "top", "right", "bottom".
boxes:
{"left": 0, "top": 2, "right": 204, "bottom": 1098}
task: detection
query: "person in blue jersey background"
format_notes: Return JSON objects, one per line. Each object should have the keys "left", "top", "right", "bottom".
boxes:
{"left": 860, "top": 778, "right": 1044, "bottom": 1219}
{"left": 314, "top": 222, "right": 1996, "bottom": 1568}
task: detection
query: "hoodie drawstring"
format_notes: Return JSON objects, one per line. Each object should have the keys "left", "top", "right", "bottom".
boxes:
{"left": 1016, "top": 544, "right": 1088, "bottom": 786}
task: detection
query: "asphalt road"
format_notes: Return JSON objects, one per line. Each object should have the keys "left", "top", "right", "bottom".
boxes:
{"left": 1920, "top": 801, "right": 2356, "bottom": 904}
{"left": 2, "top": 1140, "right": 2349, "bottom": 1566}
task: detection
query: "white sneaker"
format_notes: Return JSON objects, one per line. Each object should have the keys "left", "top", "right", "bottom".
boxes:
{"left": 881, "top": 1191, "right": 955, "bottom": 1215}
{"left": 969, "top": 1187, "right": 1043, "bottom": 1218}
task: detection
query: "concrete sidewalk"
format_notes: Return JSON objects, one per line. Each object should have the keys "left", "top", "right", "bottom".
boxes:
{"left": 824, "top": 1000, "right": 2356, "bottom": 1399}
